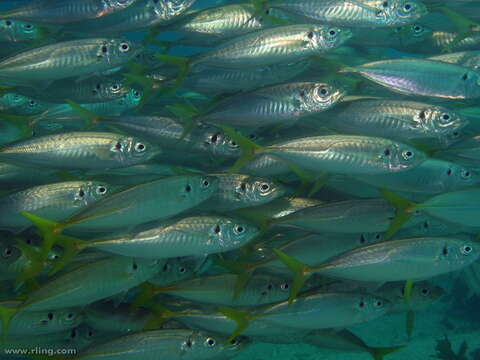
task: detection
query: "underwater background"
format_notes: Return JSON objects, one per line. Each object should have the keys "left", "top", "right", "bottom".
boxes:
{"left": 0, "top": 0, "right": 479, "bottom": 360}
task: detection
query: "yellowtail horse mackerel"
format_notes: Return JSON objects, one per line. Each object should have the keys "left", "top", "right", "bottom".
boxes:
{"left": 0, "top": 37, "right": 142, "bottom": 85}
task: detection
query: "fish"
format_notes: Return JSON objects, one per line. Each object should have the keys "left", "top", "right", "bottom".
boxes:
{"left": 356, "top": 158, "right": 477, "bottom": 194}
{"left": 235, "top": 134, "right": 426, "bottom": 175}
{"left": 69, "top": 215, "right": 259, "bottom": 259}
{"left": 0, "top": 38, "right": 141, "bottom": 84}
{"left": 190, "top": 24, "right": 352, "bottom": 69}
{"left": 74, "top": 329, "right": 247, "bottom": 360}
{"left": 0, "top": 132, "right": 159, "bottom": 170}
{"left": 16, "top": 75, "right": 131, "bottom": 104}
{"left": 326, "top": 99, "right": 467, "bottom": 144}
{"left": 275, "top": 236, "right": 478, "bottom": 300}
{"left": 428, "top": 50, "right": 480, "bottom": 71}
{"left": 171, "top": 4, "right": 265, "bottom": 45}
{"left": 0, "top": 181, "right": 110, "bottom": 232}
{"left": 199, "top": 81, "right": 346, "bottom": 128}
{"left": 206, "top": 173, "right": 287, "bottom": 211}
{"left": 0, "top": 301, "right": 82, "bottom": 336}
{"left": 343, "top": 59, "right": 480, "bottom": 99}
{"left": 0, "top": 19, "right": 47, "bottom": 42}
{"left": 0, "top": 0, "right": 139, "bottom": 24}
{"left": 148, "top": 272, "right": 293, "bottom": 306}
{"left": 101, "top": 115, "right": 241, "bottom": 158}
{"left": 63, "top": 0, "right": 196, "bottom": 34}
{"left": 267, "top": 0, "right": 428, "bottom": 28}
{"left": 181, "top": 59, "right": 312, "bottom": 96}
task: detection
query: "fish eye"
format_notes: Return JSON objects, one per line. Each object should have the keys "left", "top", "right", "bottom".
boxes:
{"left": 185, "top": 185, "right": 192, "bottom": 192}
{"left": 461, "top": 170, "right": 471, "bottom": 179}
{"left": 307, "top": 31, "right": 314, "bottom": 39}
{"left": 135, "top": 142, "right": 146, "bottom": 152}
{"left": 259, "top": 182, "right": 270, "bottom": 192}
{"left": 229, "top": 140, "right": 238, "bottom": 148}
{"left": 413, "top": 25, "right": 423, "bottom": 33}
{"left": 421, "top": 288, "right": 430, "bottom": 296}
{"left": 328, "top": 29, "right": 336, "bottom": 36}
{"left": 132, "top": 90, "right": 141, "bottom": 98}
{"left": 280, "top": 283, "right": 289, "bottom": 291}
{"left": 2, "top": 246, "right": 13, "bottom": 258}
{"left": 205, "top": 337, "right": 216, "bottom": 347}
{"left": 29, "top": 100, "right": 36, "bottom": 107}
{"left": 4, "top": 20, "right": 12, "bottom": 26}
{"left": 96, "top": 185, "right": 107, "bottom": 195}
{"left": 404, "top": 3, "right": 412, "bottom": 11}
{"left": 210, "top": 133, "right": 219, "bottom": 143}
{"left": 462, "top": 245, "right": 473, "bottom": 255}
{"left": 119, "top": 41, "right": 131, "bottom": 52}
{"left": 402, "top": 150, "right": 414, "bottom": 160}
{"left": 110, "top": 84, "right": 120, "bottom": 91}
{"left": 24, "top": 23, "right": 33, "bottom": 31}
{"left": 319, "top": 87, "right": 329, "bottom": 96}
{"left": 233, "top": 225, "right": 245, "bottom": 234}
{"left": 178, "top": 267, "right": 186, "bottom": 273}
{"left": 374, "top": 300, "right": 384, "bottom": 307}
{"left": 67, "top": 313, "right": 75, "bottom": 319}
{"left": 230, "top": 339, "right": 239, "bottom": 345}
{"left": 132, "top": 262, "right": 138, "bottom": 270}
{"left": 201, "top": 179, "right": 210, "bottom": 188}
{"left": 440, "top": 113, "right": 451, "bottom": 122}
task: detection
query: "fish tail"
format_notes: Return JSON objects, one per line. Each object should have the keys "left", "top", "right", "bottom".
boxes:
{"left": 155, "top": 54, "right": 191, "bottom": 87}
{"left": 379, "top": 189, "right": 417, "bottom": 239}
{"left": 14, "top": 240, "right": 46, "bottom": 284}
{"left": 216, "top": 125, "right": 265, "bottom": 173}
{"left": 213, "top": 257, "right": 256, "bottom": 299}
{"left": 166, "top": 103, "right": 200, "bottom": 141}
{"left": 65, "top": 99, "right": 103, "bottom": 128}
{"left": 0, "top": 113, "right": 34, "bottom": 140}
{"left": 0, "top": 304, "right": 19, "bottom": 339}
{"left": 143, "top": 304, "right": 179, "bottom": 330}
{"left": 403, "top": 280, "right": 414, "bottom": 304}
{"left": 130, "top": 282, "right": 173, "bottom": 311}
{"left": 272, "top": 248, "right": 311, "bottom": 304}
{"left": 48, "top": 235, "right": 86, "bottom": 276}
{"left": 218, "top": 306, "right": 255, "bottom": 342}
{"left": 368, "top": 345, "right": 405, "bottom": 360}
{"left": 123, "top": 73, "right": 171, "bottom": 110}
{"left": 20, "top": 211, "right": 65, "bottom": 261}
{"left": 308, "top": 174, "right": 330, "bottom": 197}
{"left": 406, "top": 310, "right": 415, "bottom": 339}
